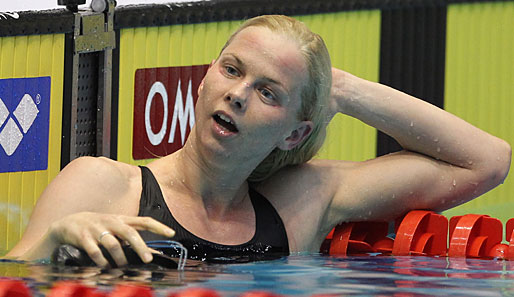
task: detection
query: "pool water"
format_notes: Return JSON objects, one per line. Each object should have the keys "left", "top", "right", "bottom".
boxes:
{"left": 2, "top": 254, "right": 514, "bottom": 296}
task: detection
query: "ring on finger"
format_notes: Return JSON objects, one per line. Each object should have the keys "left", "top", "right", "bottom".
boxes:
{"left": 98, "top": 231, "right": 112, "bottom": 242}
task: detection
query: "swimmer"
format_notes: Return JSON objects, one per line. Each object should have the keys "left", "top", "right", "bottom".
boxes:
{"left": 5, "top": 15, "right": 511, "bottom": 266}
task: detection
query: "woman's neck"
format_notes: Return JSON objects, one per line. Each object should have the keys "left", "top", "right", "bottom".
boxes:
{"left": 159, "top": 139, "right": 261, "bottom": 218}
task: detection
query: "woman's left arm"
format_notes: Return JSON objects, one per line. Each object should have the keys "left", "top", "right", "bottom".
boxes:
{"left": 324, "top": 68, "right": 511, "bottom": 224}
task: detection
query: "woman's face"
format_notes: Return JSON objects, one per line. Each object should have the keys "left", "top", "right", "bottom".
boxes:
{"left": 193, "top": 26, "right": 310, "bottom": 161}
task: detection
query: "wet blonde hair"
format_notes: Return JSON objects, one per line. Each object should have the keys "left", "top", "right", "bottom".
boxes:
{"left": 220, "top": 15, "right": 332, "bottom": 182}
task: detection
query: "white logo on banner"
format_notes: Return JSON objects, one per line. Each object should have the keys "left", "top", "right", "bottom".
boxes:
{"left": 0, "top": 12, "right": 20, "bottom": 20}
{"left": 0, "top": 94, "right": 40, "bottom": 156}
{"left": 145, "top": 79, "right": 195, "bottom": 146}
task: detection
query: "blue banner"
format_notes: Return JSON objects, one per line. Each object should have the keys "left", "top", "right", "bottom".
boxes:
{"left": 0, "top": 77, "right": 51, "bottom": 173}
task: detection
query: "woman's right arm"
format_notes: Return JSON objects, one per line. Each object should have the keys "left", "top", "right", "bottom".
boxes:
{"left": 322, "top": 69, "right": 510, "bottom": 224}
{"left": 4, "top": 157, "right": 175, "bottom": 267}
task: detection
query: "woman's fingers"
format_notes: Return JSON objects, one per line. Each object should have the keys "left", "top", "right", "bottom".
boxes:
{"left": 81, "top": 234, "right": 109, "bottom": 267}
{"left": 107, "top": 223, "right": 152, "bottom": 264}
{"left": 123, "top": 216, "right": 175, "bottom": 237}
{"left": 97, "top": 231, "right": 128, "bottom": 267}
{"left": 95, "top": 215, "right": 175, "bottom": 265}
{"left": 115, "top": 216, "right": 176, "bottom": 264}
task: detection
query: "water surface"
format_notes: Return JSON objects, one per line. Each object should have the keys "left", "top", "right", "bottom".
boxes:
{"left": 2, "top": 254, "right": 514, "bottom": 296}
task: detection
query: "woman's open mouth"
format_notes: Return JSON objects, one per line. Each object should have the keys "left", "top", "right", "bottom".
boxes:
{"left": 213, "top": 113, "right": 239, "bottom": 133}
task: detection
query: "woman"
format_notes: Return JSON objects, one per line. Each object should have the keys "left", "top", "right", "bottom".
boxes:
{"left": 6, "top": 15, "right": 511, "bottom": 266}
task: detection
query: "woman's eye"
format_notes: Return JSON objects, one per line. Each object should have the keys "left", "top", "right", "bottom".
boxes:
{"left": 225, "top": 66, "right": 239, "bottom": 77}
{"left": 259, "top": 88, "right": 276, "bottom": 101}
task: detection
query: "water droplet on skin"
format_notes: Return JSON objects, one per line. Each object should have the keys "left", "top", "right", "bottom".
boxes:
{"left": 410, "top": 121, "right": 414, "bottom": 127}
{"left": 467, "top": 160, "right": 473, "bottom": 165}
{"left": 433, "top": 137, "right": 439, "bottom": 142}
{"left": 437, "top": 147, "right": 441, "bottom": 153}
{"left": 452, "top": 179, "right": 457, "bottom": 187}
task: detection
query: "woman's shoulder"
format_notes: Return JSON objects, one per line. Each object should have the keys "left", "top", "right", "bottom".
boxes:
{"left": 255, "top": 159, "right": 363, "bottom": 216}
{"left": 258, "top": 159, "right": 356, "bottom": 188}
{"left": 54, "top": 157, "right": 142, "bottom": 204}
{"left": 63, "top": 156, "right": 140, "bottom": 182}
{"left": 255, "top": 159, "right": 355, "bottom": 204}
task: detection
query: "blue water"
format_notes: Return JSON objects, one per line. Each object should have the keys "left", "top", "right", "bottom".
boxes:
{"left": 2, "top": 254, "right": 514, "bottom": 296}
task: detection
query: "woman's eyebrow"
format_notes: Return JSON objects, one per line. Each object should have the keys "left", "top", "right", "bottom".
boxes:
{"left": 224, "top": 52, "right": 289, "bottom": 95}
{"left": 224, "top": 53, "right": 245, "bottom": 68}
{"left": 262, "top": 77, "right": 286, "bottom": 90}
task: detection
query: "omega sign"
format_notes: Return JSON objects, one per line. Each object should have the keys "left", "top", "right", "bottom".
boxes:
{"left": 133, "top": 65, "right": 209, "bottom": 160}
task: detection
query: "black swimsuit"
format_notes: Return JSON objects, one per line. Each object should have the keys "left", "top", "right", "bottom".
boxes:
{"left": 137, "top": 166, "right": 290, "bottom": 262}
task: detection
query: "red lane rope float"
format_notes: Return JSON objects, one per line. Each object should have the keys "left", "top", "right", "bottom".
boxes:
{"left": 319, "top": 229, "right": 334, "bottom": 254}
{"left": 392, "top": 210, "right": 448, "bottom": 256}
{"left": 47, "top": 282, "right": 106, "bottom": 297}
{"left": 0, "top": 279, "right": 31, "bottom": 297}
{"left": 167, "top": 288, "right": 222, "bottom": 297}
{"left": 448, "top": 214, "right": 504, "bottom": 258}
{"left": 329, "top": 221, "right": 393, "bottom": 255}
{"left": 328, "top": 210, "right": 514, "bottom": 260}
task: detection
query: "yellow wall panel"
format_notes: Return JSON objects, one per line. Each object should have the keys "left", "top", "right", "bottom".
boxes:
{"left": 192, "top": 23, "right": 207, "bottom": 65}
{"left": 0, "top": 34, "right": 64, "bottom": 255}
{"left": 157, "top": 26, "right": 171, "bottom": 66}
{"left": 442, "top": 2, "right": 514, "bottom": 224}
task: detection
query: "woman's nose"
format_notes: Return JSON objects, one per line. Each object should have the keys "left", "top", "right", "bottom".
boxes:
{"left": 226, "top": 81, "right": 250, "bottom": 111}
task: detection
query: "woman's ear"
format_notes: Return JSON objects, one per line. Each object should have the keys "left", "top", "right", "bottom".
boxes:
{"left": 277, "top": 121, "right": 314, "bottom": 151}
{"left": 198, "top": 79, "right": 205, "bottom": 96}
